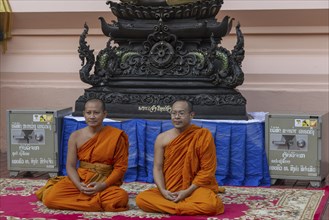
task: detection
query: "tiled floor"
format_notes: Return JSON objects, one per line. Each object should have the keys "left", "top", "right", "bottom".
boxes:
{"left": 1, "top": 152, "right": 328, "bottom": 219}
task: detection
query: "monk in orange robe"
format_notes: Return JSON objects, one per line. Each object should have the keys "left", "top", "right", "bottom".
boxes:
{"left": 136, "top": 100, "right": 224, "bottom": 215}
{"left": 35, "top": 98, "right": 129, "bottom": 212}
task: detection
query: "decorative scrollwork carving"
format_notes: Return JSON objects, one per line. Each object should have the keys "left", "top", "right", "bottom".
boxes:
{"left": 79, "top": 19, "right": 245, "bottom": 88}
{"left": 77, "top": 91, "right": 246, "bottom": 106}
{"left": 115, "top": 19, "right": 212, "bottom": 77}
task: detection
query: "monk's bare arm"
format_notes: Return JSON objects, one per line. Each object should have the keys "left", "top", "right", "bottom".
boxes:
{"left": 66, "top": 131, "right": 85, "bottom": 190}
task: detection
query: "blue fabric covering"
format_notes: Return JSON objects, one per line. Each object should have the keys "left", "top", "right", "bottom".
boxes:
{"left": 121, "top": 120, "right": 138, "bottom": 182}
{"left": 136, "top": 120, "right": 147, "bottom": 182}
{"left": 229, "top": 124, "right": 246, "bottom": 186}
{"left": 214, "top": 123, "right": 231, "bottom": 185}
{"left": 59, "top": 114, "right": 271, "bottom": 186}
{"left": 245, "top": 123, "right": 265, "bottom": 186}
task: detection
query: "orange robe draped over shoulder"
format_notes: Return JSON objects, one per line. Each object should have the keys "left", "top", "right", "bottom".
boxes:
{"left": 136, "top": 125, "right": 224, "bottom": 215}
{"left": 35, "top": 126, "right": 129, "bottom": 212}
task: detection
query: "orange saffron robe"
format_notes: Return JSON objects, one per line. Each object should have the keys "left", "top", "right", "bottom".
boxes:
{"left": 136, "top": 125, "right": 225, "bottom": 215}
{"left": 35, "top": 126, "right": 129, "bottom": 212}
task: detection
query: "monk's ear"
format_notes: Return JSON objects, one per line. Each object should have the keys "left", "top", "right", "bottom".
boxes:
{"left": 190, "top": 111, "right": 195, "bottom": 118}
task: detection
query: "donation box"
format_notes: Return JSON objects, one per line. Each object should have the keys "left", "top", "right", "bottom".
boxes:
{"left": 7, "top": 108, "right": 72, "bottom": 177}
{"left": 265, "top": 112, "right": 329, "bottom": 187}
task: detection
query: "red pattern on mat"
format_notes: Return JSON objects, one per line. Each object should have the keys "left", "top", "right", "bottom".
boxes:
{"left": 313, "top": 186, "right": 329, "bottom": 220}
{"left": 0, "top": 179, "right": 328, "bottom": 220}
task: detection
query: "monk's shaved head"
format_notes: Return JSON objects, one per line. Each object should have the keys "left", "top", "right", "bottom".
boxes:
{"left": 84, "top": 98, "right": 106, "bottom": 111}
{"left": 172, "top": 100, "right": 193, "bottom": 113}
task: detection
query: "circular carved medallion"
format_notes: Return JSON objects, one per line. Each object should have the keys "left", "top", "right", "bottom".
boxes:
{"left": 150, "top": 41, "right": 174, "bottom": 67}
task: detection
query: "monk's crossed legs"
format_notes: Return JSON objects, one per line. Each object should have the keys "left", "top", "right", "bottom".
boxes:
{"left": 43, "top": 178, "right": 128, "bottom": 212}
{"left": 136, "top": 187, "right": 224, "bottom": 215}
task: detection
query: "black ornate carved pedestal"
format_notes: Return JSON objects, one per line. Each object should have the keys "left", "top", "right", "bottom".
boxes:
{"left": 73, "top": 0, "right": 248, "bottom": 120}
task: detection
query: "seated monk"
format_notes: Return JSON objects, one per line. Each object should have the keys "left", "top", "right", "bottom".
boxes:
{"left": 35, "top": 98, "right": 129, "bottom": 212}
{"left": 136, "top": 100, "right": 225, "bottom": 215}
{"left": 120, "top": 0, "right": 200, "bottom": 6}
